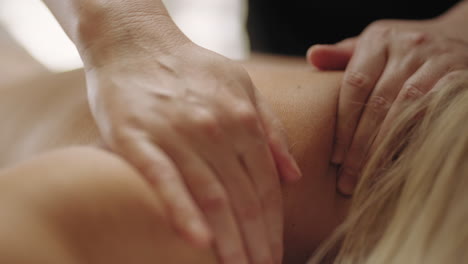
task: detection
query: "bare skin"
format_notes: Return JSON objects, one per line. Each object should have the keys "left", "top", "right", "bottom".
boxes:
{"left": 308, "top": 0, "right": 468, "bottom": 195}
{"left": 34, "top": 2, "right": 468, "bottom": 261}
{"left": 40, "top": 3, "right": 302, "bottom": 260}
{"left": 0, "top": 53, "right": 348, "bottom": 263}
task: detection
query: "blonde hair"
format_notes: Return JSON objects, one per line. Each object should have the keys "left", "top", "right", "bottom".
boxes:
{"left": 310, "top": 73, "right": 468, "bottom": 264}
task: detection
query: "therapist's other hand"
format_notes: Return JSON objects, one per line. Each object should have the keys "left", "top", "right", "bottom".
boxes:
{"left": 307, "top": 19, "right": 468, "bottom": 195}
{"left": 85, "top": 41, "right": 300, "bottom": 264}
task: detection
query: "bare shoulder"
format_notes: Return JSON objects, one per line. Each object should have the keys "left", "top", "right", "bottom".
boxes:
{"left": 0, "top": 147, "right": 217, "bottom": 264}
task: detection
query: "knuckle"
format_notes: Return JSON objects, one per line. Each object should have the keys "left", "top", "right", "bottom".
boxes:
{"left": 402, "top": 83, "right": 425, "bottom": 101}
{"left": 367, "top": 95, "right": 391, "bottom": 116}
{"left": 405, "top": 31, "right": 430, "bottom": 47}
{"left": 191, "top": 109, "right": 222, "bottom": 137}
{"left": 344, "top": 71, "right": 370, "bottom": 92}
{"left": 232, "top": 102, "right": 259, "bottom": 128}
{"left": 198, "top": 190, "right": 229, "bottom": 214}
{"left": 367, "top": 21, "right": 393, "bottom": 38}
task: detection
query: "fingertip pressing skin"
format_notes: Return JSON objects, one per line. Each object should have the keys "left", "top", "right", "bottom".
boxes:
{"left": 331, "top": 30, "right": 389, "bottom": 167}
{"left": 337, "top": 169, "right": 358, "bottom": 196}
{"left": 333, "top": 18, "right": 468, "bottom": 196}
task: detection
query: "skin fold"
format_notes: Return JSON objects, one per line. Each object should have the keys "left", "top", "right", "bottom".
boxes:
{"left": 0, "top": 56, "right": 349, "bottom": 263}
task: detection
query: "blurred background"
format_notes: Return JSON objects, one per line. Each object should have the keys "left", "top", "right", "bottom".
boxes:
{"left": 1, "top": 0, "right": 461, "bottom": 74}
{"left": 0, "top": 0, "right": 249, "bottom": 72}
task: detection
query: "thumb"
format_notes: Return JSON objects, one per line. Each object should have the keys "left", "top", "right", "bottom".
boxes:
{"left": 307, "top": 37, "right": 358, "bottom": 70}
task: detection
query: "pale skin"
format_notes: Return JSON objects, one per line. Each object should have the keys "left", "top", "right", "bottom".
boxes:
{"left": 40, "top": 1, "right": 302, "bottom": 263}
{"left": 0, "top": 55, "right": 348, "bottom": 264}
{"left": 36, "top": 0, "right": 468, "bottom": 261}
{"left": 308, "top": 0, "right": 468, "bottom": 195}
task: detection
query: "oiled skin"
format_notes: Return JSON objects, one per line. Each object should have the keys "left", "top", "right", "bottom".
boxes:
{"left": 0, "top": 57, "right": 348, "bottom": 263}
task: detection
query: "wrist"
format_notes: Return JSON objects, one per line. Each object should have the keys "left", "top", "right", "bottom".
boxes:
{"left": 432, "top": 1, "right": 468, "bottom": 42}
{"left": 75, "top": 1, "right": 190, "bottom": 68}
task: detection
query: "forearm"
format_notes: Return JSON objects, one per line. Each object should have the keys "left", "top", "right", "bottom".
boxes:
{"left": 42, "top": 0, "right": 190, "bottom": 67}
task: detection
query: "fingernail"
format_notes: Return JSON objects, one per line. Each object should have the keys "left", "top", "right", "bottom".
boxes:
{"left": 277, "top": 140, "right": 302, "bottom": 182}
{"left": 331, "top": 147, "right": 345, "bottom": 165}
{"left": 337, "top": 169, "right": 357, "bottom": 196}
{"left": 286, "top": 155, "right": 302, "bottom": 181}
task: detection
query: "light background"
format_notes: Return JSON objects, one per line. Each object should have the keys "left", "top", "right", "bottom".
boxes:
{"left": 0, "top": 0, "right": 249, "bottom": 72}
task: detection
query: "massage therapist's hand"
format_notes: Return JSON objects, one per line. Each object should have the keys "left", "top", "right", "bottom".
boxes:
{"left": 43, "top": 1, "right": 300, "bottom": 263}
{"left": 85, "top": 39, "right": 301, "bottom": 263}
{"left": 307, "top": 15, "right": 468, "bottom": 195}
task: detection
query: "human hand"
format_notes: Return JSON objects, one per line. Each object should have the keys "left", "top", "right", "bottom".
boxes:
{"left": 84, "top": 41, "right": 301, "bottom": 264}
{"left": 307, "top": 19, "right": 468, "bottom": 195}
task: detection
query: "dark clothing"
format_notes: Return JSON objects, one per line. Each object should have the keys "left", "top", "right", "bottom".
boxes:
{"left": 247, "top": 0, "right": 461, "bottom": 56}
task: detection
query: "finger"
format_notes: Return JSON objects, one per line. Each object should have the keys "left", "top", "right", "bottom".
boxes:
{"left": 160, "top": 124, "right": 249, "bottom": 264}
{"left": 215, "top": 152, "right": 275, "bottom": 264}
{"left": 213, "top": 89, "right": 285, "bottom": 263}
{"left": 220, "top": 154, "right": 275, "bottom": 264}
{"left": 190, "top": 140, "right": 275, "bottom": 264}
{"left": 332, "top": 28, "right": 390, "bottom": 165}
{"left": 307, "top": 37, "right": 358, "bottom": 70}
{"left": 233, "top": 102, "right": 284, "bottom": 262}
{"left": 372, "top": 58, "right": 455, "bottom": 153}
{"left": 337, "top": 52, "right": 421, "bottom": 195}
{"left": 238, "top": 141, "right": 283, "bottom": 263}
{"left": 114, "top": 130, "right": 211, "bottom": 247}
{"left": 255, "top": 89, "right": 302, "bottom": 183}
{"left": 194, "top": 104, "right": 275, "bottom": 264}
